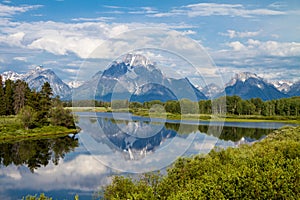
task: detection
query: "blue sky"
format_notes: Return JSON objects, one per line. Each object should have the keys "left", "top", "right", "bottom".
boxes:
{"left": 0, "top": 0, "right": 299, "bottom": 85}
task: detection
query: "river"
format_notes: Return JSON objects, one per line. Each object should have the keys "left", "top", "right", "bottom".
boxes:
{"left": 0, "top": 112, "right": 292, "bottom": 199}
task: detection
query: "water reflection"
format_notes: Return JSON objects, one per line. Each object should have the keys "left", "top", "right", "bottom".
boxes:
{"left": 0, "top": 113, "right": 282, "bottom": 199}
{"left": 77, "top": 113, "right": 276, "bottom": 173}
{"left": 0, "top": 135, "right": 78, "bottom": 172}
{"left": 98, "top": 118, "right": 179, "bottom": 160}
{"left": 165, "top": 123, "right": 272, "bottom": 142}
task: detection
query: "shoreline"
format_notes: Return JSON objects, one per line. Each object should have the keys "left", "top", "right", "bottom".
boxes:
{"left": 69, "top": 107, "right": 300, "bottom": 125}
{"left": 0, "top": 116, "right": 78, "bottom": 143}
{"left": 0, "top": 126, "right": 78, "bottom": 143}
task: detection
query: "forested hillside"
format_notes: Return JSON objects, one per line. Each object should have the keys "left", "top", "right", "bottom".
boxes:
{"left": 0, "top": 75, "right": 74, "bottom": 129}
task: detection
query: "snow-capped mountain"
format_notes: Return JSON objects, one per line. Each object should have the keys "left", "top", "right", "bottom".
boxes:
{"left": 74, "top": 53, "right": 207, "bottom": 102}
{"left": 288, "top": 80, "right": 300, "bottom": 97}
{"left": 1, "top": 66, "right": 71, "bottom": 99}
{"left": 270, "top": 80, "right": 293, "bottom": 93}
{"left": 223, "top": 72, "right": 288, "bottom": 100}
{"left": 198, "top": 83, "right": 223, "bottom": 98}
{"left": 226, "top": 72, "right": 263, "bottom": 87}
{"left": 1, "top": 71, "right": 24, "bottom": 82}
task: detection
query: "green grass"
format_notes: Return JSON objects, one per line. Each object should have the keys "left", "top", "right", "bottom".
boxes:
{"left": 102, "top": 126, "right": 300, "bottom": 199}
{"left": 0, "top": 116, "right": 78, "bottom": 142}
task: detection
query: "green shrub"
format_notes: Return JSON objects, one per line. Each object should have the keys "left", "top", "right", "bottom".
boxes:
{"left": 103, "top": 126, "right": 300, "bottom": 199}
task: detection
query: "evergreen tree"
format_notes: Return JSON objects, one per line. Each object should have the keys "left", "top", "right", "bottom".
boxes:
{"left": 0, "top": 75, "right": 5, "bottom": 115}
{"left": 4, "top": 79, "right": 15, "bottom": 115}
{"left": 40, "top": 82, "right": 53, "bottom": 112}
{"left": 13, "top": 80, "right": 30, "bottom": 114}
{"left": 36, "top": 82, "right": 53, "bottom": 125}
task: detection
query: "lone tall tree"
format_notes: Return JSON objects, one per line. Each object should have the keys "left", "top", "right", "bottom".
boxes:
{"left": 13, "top": 80, "right": 30, "bottom": 114}
{"left": 0, "top": 76, "right": 5, "bottom": 115}
{"left": 4, "top": 79, "right": 15, "bottom": 115}
{"left": 37, "top": 82, "right": 53, "bottom": 125}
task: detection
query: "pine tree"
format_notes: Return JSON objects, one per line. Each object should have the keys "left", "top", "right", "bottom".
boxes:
{"left": 0, "top": 76, "right": 5, "bottom": 115}
{"left": 40, "top": 82, "right": 53, "bottom": 112}
{"left": 36, "top": 82, "right": 53, "bottom": 126}
{"left": 13, "top": 80, "right": 30, "bottom": 114}
{"left": 4, "top": 79, "right": 15, "bottom": 115}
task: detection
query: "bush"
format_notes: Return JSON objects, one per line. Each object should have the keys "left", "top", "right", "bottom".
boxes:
{"left": 18, "top": 106, "right": 38, "bottom": 129}
{"left": 103, "top": 126, "right": 300, "bottom": 199}
{"left": 49, "top": 105, "right": 75, "bottom": 128}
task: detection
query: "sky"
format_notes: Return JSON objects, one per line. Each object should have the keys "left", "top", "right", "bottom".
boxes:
{"left": 0, "top": 0, "right": 299, "bottom": 85}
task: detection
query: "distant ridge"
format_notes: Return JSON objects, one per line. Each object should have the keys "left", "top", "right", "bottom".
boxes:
{"left": 1, "top": 66, "right": 71, "bottom": 99}
{"left": 221, "top": 72, "right": 288, "bottom": 100}
{"left": 1, "top": 64, "right": 299, "bottom": 101}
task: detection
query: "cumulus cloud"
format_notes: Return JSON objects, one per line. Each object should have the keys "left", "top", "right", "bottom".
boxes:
{"left": 0, "top": 19, "right": 197, "bottom": 61}
{"left": 0, "top": 32, "right": 25, "bottom": 47}
{"left": 227, "top": 41, "right": 247, "bottom": 51}
{"left": 226, "top": 39, "right": 300, "bottom": 57}
{"left": 150, "top": 3, "right": 285, "bottom": 18}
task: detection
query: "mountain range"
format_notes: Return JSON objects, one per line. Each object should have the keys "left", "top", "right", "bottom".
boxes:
{"left": 1, "top": 54, "right": 299, "bottom": 101}
{"left": 73, "top": 54, "right": 206, "bottom": 102}
{"left": 1, "top": 66, "right": 71, "bottom": 99}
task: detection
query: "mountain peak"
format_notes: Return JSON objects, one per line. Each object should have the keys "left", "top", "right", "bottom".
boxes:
{"left": 224, "top": 71, "right": 288, "bottom": 100}
{"left": 234, "top": 72, "right": 260, "bottom": 82}
{"left": 1, "top": 67, "right": 71, "bottom": 99}
{"left": 1, "top": 70, "right": 23, "bottom": 82}
{"left": 32, "top": 65, "right": 46, "bottom": 73}
{"left": 122, "top": 53, "right": 151, "bottom": 67}
{"left": 227, "top": 72, "right": 261, "bottom": 87}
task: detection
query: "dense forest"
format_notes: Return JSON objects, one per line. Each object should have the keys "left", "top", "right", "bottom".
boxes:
{"left": 69, "top": 95, "right": 300, "bottom": 117}
{"left": 0, "top": 75, "right": 74, "bottom": 129}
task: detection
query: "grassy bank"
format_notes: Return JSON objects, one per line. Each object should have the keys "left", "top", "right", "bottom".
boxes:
{"left": 0, "top": 116, "right": 78, "bottom": 142}
{"left": 103, "top": 125, "right": 300, "bottom": 199}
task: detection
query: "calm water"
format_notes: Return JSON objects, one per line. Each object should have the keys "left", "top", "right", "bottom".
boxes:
{"left": 0, "top": 112, "right": 292, "bottom": 199}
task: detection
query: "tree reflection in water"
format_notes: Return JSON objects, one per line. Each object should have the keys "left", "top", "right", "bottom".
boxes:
{"left": 0, "top": 135, "right": 78, "bottom": 172}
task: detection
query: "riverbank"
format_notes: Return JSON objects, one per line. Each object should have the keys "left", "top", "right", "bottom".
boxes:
{"left": 0, "top": 116, "right": 78, "bottom": 142}
{"left": 69, "top": 107, "right": 300, "bottom": 124}
{"left": 103, "top": 125, "right": 300, "bottom": 199}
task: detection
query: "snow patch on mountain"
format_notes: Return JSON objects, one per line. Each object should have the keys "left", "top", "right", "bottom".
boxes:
{"left": 271, "top": 80, "right": 293, "bottom": 93}
{"left": 1, "top": 66, "right": 71, "bottom": 99}
{"left": 226, "top": 72, "right": 262, "bottom": 87}
{"left": 1, "top": 71, "right": 24, "bottom": 82}
{"left": 67, "top": 80, "right": 84, "bottom": 88}
{"left": 198, "top": 83, "right": 223, "bottom": 98}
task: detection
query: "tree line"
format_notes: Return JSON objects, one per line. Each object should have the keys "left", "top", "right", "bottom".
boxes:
{"left": 0, "top": 75, "right": 75, "bottom": 129}
{"left": 69, "top": 95, "right": 300, "bottom": 117}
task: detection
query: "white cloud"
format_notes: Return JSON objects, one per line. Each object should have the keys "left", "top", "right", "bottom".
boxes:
{"left": 0, "top": 3, "right": 42, "bottom": 17}
{"left": 71, "top": 17, "right": 114, "bottom": 22}
{"left": 225, "top": 39, "right": 300, "bottom": 57}
{"left": 0, "top": 155, "right": 109, "bottom": 192}
{"left": 150, "top": 3, "right": 285, "bottom": 18}
{"left": 129, "top": 7, "right": 158, "bottom": 14}
{"left": 220, "top": 30, "right": 261, "bottom": 38}
{"left": 227, "top": 41, "right": 246, "bottom": 51}
{"left": 0, "top": 19, "right": 196, "bottom": 60}
{"left": 13, "top": 56, "right": 27, "bottom": 62}
{"left": 0, "top": 32, "right": 25, "bottom": 47}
